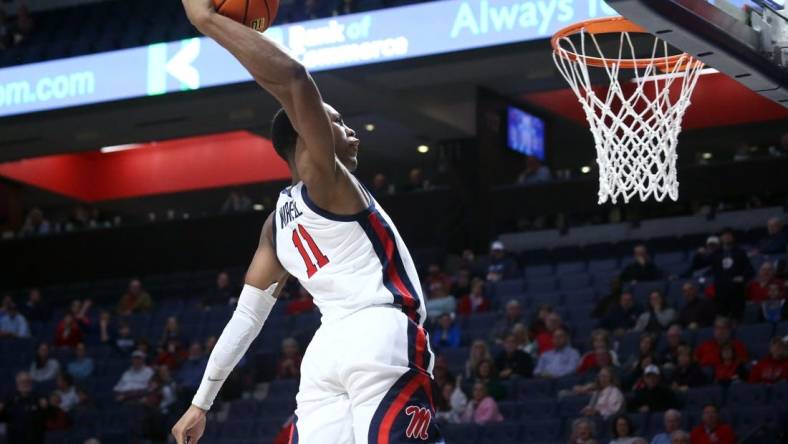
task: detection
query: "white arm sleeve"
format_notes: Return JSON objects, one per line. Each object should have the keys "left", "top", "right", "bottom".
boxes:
{"left": 192, "top": 283, "right": 277, "bottom": 410}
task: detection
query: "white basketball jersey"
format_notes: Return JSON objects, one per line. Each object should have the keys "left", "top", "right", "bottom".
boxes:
{"left": 273, "top": 179, "right": 427, "bottom": 325}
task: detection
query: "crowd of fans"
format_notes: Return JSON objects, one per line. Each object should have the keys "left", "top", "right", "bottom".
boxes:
{"left": 0, "top": 208, "right": 786, "bottom": 443}
{"left": 0, "top": 3, "right": 33, "bottom": 51}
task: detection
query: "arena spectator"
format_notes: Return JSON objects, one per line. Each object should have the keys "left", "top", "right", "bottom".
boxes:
{"left": 21, "top": 288, "right": 51, "bottom": 323}
{"left": 424, "top": 263, "right": 452, "bottom": 298}
{"left": 0, "top": 302, "right": 30, "bottom": 338}
{"left": 112, "top": 322, "right": 137, "bottom": 355}
{"left": 683, "top": 236, "right": 720, "bottom": 277}
{"left": 677, "top": 282, "right": 716, "bottom": 329}
{"left": 600, "top": 292, "right": 642, "bottom": 334}
{"left": 694, "top": 317, "right": 748, "bottom": 368}
{"left": 401, "top": 168, "right": 429, "bottom": 193}
{"left": 569, "top": 417, "right": 599, "bottom": 444}
{"left": 669, "top": 345, "right": 707, "bottom": 390}
{"left": 620, "top": 245, "right": 663, "bottom": 283}
{"left": 277, "top": 337, "right": 302, "bottom": 380}
{"left": 610, "top": 414, "right": 641, "bottom": 444}
{"left": 759, "top": 282, "right": 787, "bottom": 322}
{"left": 534, "top": 328, "right": 580, "bottom": 378}
{"left": 19, "top": 208, "right": 51, "bottom": 236}
{"left": 473, "top": 359, "right": 505, "bottom": 400}
{"left": 490, "top": 299, "right": 524, "bottom": 343}
{"left": 54, "top": 313, "right": 84, "bottom": 348}
{"left": 577, "top": 344, "right": 616, "bottom": 375}
{"left": 114, "top": 350, "right": 154, "bottom": 402}
{"left": 435, "top": 379, "right": 467, "bottom": 424}
{"left": 287, "top": 285, "right": 316, "bottom": 315}
{"left": 153, "top": 365, "right": 177, "bottom": 413}
{"left": 117, "top": 279, "right": 153, "bottom": 316}
{"left": 650, "top": 409, "right": 683, "bottom": 444}
{"left": 628, "top": 365, "right": 677, "bottom": 413}
{"left": 452, "top": 268, "right": 472, "bottom": 298}
{"left": 98, "top": 310, "right": 114, "bottom": 344}
{"left": 369, "top": 173, "right": 390, "bottom": 198}
{"left": 176, "top": 342, "right": 207, "bottom": 394}
{"left": 0, "top": 371, "right": 45, "bottom": 444}
{"left": 580, "top": 367, "right": 624, "bottom": 419}
{"left": 712, "top": 343, "right": 746, "bottom": 386}
{"left": 66, "top": 343, "right": 94, "bottom": 380}
{"left": 432, "top": 356, "right": 455, "bottom": 389}
{"left": 669, "top": 430, "right": 689, "bottom": 444}
{"left": 460, "top": 382, "right": 503, "bottom": 425}
{"left": 747, "top": 337, "right": 787, "bottom": 384}
{"left": 658, "top": 325, "right": 686, "bottom": 368}
{"left": 456, "top": 277, "right": 490, "bottom": 315}
{"left": 634, "top": 290, "right": 677, "bottom": 333}
{"left": 495, "top": 334, "right": 534, "bottom": 379}
{"left": 220, "top": 189, "right": 252, "bottom": 213}
{"left": 29, "top": 342, "right": 60, "bottom": 383}
{"left": 516, "top": 156, "right": 552, "bottom": 185}
{"left": 710, "top": 229, "right": 754, "bottom": 320}
{"left": 484, "top": 240, "right": 519, "bottom": 282}
{"left": 425, "top": 281, "right": 456, "bottom": 318}
{"left": 753, "top": 217, "right": 787, "bottom": 255}
{"left": 593, "top": 277, "right": 622, "bottom": 319}
{"left": 155, "top": 338, "right": 186, "bottom": 371}
{"left": 431, "top": 313, "right": 461, "bottom": 350}
{"left": 690, "top": 404, "right": 735, "bottom": 444}
{"left": 201, "top": 271, "right": 236, "bottom": 307}
{"left": 68, "top": 299, "right": 91, "bottom": 331}
{"left": 511, "top": 322, "right": 538, "bottom": 356}
{"left": 535, "top": 312, "right": 563, "bottom": 354}
{"left": 465, "top": 340, "right": 492, "bottom": 379}
{"left": 54, "top": 373, "right": 79, "bottom": 412}
{"left": 158, "top": 316, "right": 181, "bottom": 347}
{"left": 624, "top": 334, "right": 657, "bottom": 375}
{"left": 42, "top": 392, "right": 71, "bottom": 432}
{"left": 746, "top": 262, "right": 780, "bottom": 302}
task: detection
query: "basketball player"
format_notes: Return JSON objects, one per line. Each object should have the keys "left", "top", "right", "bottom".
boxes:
{"left": 172, "top": 1, "right": 439, "bottom": 443}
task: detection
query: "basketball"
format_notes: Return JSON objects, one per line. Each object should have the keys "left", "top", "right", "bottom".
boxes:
{"left": 212, "top": 0, "right": 279, "bottom": 32}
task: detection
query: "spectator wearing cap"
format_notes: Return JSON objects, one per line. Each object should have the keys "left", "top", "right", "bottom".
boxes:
{"left": 748, "top": 337, "right": 788, "bottom": 384}
{"left": 759, "top": 282, "right": 787, "bottom": 322}
{"left": 746, "top": 262, "right": 782, "bottom": 303}
{"left": 694, "top": 317, "right": 748, "bottom": 368}
{"left": 753, "top": 217, "right": 787, "bottom": 255}
{"left": 114, "top": 350, "right": 154, "bottom": 402}
{"left": 484, "top": 241, "right": 519, "bottom": 282}
{"left": 600, "top": 292, "right": 643, "bottom": 335}
{"left": 683, "top": 236, "right": 720, "bottom": 277}
{"left": 620, "top": 244, "right": 664, "bottom": 283}
{"left": 534, "top": 328, "right": 580, "bottom": 378}
{"left": 690, "top": 404, "right": 735, "bottom": 444}
{"left": 650, "top": 410, "right": 683, "bottom": 444}
{"left": 431, "top": 313, "right": 461, "bottom": 350}
{"left": 490, "top": 299, "right": 524, "bottom": 344}
{"left": 0, "top": 302, "right": 31, "bottom": 338}
{"left": 676, "top": 282, "right": 716, "bottom": 329}
{"left": 628, "top": 365, "right": 677, "bottom": 413}
{"left": 710, "top": 229, "right": 754, "bottom": 320}
{"left": 117, "top": 279, "right": 153, "bottom": 316}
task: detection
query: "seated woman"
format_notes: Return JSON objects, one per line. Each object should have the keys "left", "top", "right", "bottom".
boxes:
{"left": 580, "top": 367, "right": 625, "bottom": 420}
{"left": 634, "top": 291, "right": 676, "bottom": 333}
{"left": 431, "top": 313, "right": 461, "bottom": 350}
{"left": 473, "top": 359, "right": 506, "bottom": 400}
{"left": 569, "top": 418, "right": 599, "bottom": 444}
{"left": 713, "top": 343, "right": 746, "bottom": 387}
{"left": 460, "top": 382, "right": 504, "bottom": 425}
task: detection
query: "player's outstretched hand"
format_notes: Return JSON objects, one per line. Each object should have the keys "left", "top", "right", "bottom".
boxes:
{"left": 181, "top": 0, "right": 214, "bottom": 27}
{"left": 172, "top": 404, "right": 208, "bottom": 444}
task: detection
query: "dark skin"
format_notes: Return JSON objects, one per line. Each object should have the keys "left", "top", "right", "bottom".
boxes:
{"left": 173, "top": 1, "right": 365, "bottom": 442}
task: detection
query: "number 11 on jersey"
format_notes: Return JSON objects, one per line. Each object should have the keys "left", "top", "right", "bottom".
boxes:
{"left": 292, "top": 224, "right": 329, "bottom": 278}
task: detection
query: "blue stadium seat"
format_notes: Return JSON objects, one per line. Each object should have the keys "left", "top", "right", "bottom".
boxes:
{"left": 558, "top": 273, "right": 591, "bottom": 292}
{"left": 478, "top": 422, "right": 521, "bottom": 444}
{"left": 555, "top": 261, "right": 586, "bottom": 275}
{"left": 517, "top": 379, "right": 554, "bottom": 399}
{"left": 519, "top": 399, "right": 557, "bottom": 419}
{"left": 563, "top": 288, "right": 597, "bottom": 305}
{"left": 493, "top": 279, "right": 526, "bottom": 300}
{"left": 726, "top": 383, "right": 770, "bottom": 407}
{"left": 521, "top": 419, "right": 560, "bottom": 442}
{"left": 527, "top": 291, "right": 564, "bottom": 307}
{"left": 525, "top": 264, "right": 554, "bottom": 278}
{"left": 627, "top": 280, "right": 667, "bottom": 306}
{"left": 736, "top": 324, "right": 774, "bottom": 347}
{"left": 685, "top": 386, "right": 723, "bottom": 410}
{"left": 732, "top": 406, "right": 780, "bottom": 438}
{"left": 440, "top": 423, "right": 478, "bottom": 444}
{"left": 557, "top": 394, "right": 589, "bottom": 417}
{"left": 588, "top": 257, "right": 619, "bottom": 273}
{"left": 526, "top": 277, "right": 557, "bottom": 294}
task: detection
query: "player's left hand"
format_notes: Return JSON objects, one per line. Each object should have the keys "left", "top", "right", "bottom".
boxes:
{"left": 182, "top": 0, "right": 214, "bottom": 27}
{"left": 172, "top": 404, "right": 208, "bottom": 444}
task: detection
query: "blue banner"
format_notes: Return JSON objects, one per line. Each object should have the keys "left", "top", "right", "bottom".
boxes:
{"left": 0, "top": 0, "right": 617, "bottom": 117}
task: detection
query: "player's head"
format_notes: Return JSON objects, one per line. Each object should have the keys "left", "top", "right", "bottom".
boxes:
{"left": 271, "top": 104, "right": 359, "bottom": 172}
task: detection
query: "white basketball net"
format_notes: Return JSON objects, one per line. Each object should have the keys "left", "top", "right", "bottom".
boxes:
{"left": 553, "top": 29, "right": 705, "bottom": 204}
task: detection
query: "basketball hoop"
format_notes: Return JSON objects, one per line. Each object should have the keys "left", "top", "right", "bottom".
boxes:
{"left": 551, "top": 17, "right": 705, "bottom": 204}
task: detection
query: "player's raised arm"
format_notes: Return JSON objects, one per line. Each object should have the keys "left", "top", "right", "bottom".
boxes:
{"left": 171, "top": 213, "right": 287, "bottom": 444}
{"left": 182, "top": 0, "right": 338, "bottom": 192}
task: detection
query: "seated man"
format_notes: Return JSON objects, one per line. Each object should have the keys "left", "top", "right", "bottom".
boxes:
{"left": 534, "top": 328, "right": 580, "bottom": 379}
{"left": 628, "top": 365, "right": 677, "bottom": 413}
{"left": 748, "top": 337, "right": 788, "bottom": 384}
{"left": 676, "top": 282, "right": 716, "bottom": 329}
{"left": 114, "top": 350, "right": 154, "bottom": 402}
{"left": 690, "top": 404, "right": 735, "bottom": 444}
{"left": 650, "top": 409, "right": 683, "bottom": 444}
{"left": 694, "top": 317, "right": 748, "bottom": 368}
{"left": 620, "top": 244, "right": 663, "bottom": 283}
{"left": 599, "top": 292, "right": 642, "bottom": 335}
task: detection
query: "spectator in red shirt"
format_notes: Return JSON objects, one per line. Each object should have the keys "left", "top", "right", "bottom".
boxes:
{"left": 155, "top": 338, "right": 186, "bottom": 371}
{"left": 457, "top": 278, "right": 490, "bottom": 315}
{"left": 54, "top": 313, "right": 83, "bottom": 349}
{"left": 746, "top": 262, "right": 781, "bottom": 303}
{"left": 68, "top": 299, "right": 92, "bottom": 332}
{"left": 712, "top": 343, "right": 746, "bottom": 386}
{"left": 535, "top": 312, "right": 563, "bottom": 354}
{"left": 425, "top": 264, "right": 452, "bottom": 298}
{"left": 694, "top": 317, "right": 748, "bottom": 368}
{"left": 287, "top": 286, "right": 315, "bottom": 316}
{"left": 276, "top": 337, "right": 302, "bottom": 380}
{"left": 690, "top": 404, "right": 735, "bottom": 444}
{"left": 748, "top": 337, "right": 788, "bottom": 384}
{"left": 577, "top": 344, "right": 615, "bottom": 375}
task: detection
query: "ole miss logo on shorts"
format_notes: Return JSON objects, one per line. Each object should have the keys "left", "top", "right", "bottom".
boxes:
{"left": 404, "top": 405, "right": 432, "bottom": 440}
